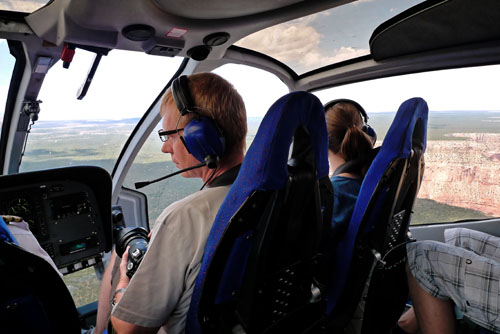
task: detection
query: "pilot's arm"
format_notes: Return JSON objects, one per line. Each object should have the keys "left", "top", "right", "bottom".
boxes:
{"left": 110, "top": 248, "right": 159, "bottom": 334}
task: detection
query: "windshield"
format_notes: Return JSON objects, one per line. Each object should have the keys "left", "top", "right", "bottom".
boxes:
{"left": 20, "top": 49, "right": 182, "bottom": 174}
{"left": 236, "top": 0, "right": 422, "bottom": 74}
{"left": 0, "top": 39, "right": 14, "bottom": 124}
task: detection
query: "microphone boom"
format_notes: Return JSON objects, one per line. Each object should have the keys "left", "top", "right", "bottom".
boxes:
{"left": 135, "top": 162, "right": 206, "bottom": 189}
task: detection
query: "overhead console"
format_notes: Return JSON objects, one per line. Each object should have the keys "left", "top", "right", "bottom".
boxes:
{"left": 0, "top": 166, "right": 112, "bottom": 275}
{"left": 370, "top": 0, "right": 500, "bottom": 61}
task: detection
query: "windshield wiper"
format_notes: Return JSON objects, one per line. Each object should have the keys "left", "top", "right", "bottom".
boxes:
{"left": 60, "top": 43, "right": 110, "bottom": 100}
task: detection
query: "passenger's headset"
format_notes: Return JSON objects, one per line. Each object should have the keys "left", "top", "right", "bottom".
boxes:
{"left": 323, "top": 98, "right": 377, "bottom": 144}
{"left": 171, "top": 75, "right": 226, "bottom": 169}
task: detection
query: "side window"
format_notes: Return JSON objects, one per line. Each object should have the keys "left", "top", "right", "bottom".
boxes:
{"left": 315, "top": 65, "right": 500, "bottom": 225}
{"left": 123, "top": 125, "right": 203, "bottom": 228}
{"left": 123, "top": 64, "right": 288, "bottom": 228}
{"left": 213, "top": 64, "right": 289, "bottom": 151}
{"left": 0, "top": 39, "right": 15, "bottom": 128}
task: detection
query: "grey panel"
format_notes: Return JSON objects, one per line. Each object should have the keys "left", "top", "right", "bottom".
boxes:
{"left": 409, "top": 218, "right": 500, "bottom": 242}
{"left": 116, "top": 187, "right": 149, "bottom": 230}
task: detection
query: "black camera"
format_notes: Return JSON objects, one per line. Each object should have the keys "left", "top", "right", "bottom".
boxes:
{"left": 112, "top": 206, "right": 150, "bottom": 278}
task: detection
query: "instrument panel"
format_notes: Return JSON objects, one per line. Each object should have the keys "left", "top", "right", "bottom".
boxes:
{"left": 0, "top": 166, "right": 112, "bottom": 274}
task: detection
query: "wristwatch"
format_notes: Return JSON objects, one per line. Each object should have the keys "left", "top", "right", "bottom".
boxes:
{"left": 111, "top": 288, "right": 127, "bottom": 307}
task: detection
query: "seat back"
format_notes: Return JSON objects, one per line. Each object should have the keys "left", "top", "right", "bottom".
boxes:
{"left": 327, "top": 97, "right": 428, "bottom": 333}
{"left": 187, "top": 91, "right": 333, "bottom": 334}
{"left": 0, "top": 239, "right": 81, "bottom": 334}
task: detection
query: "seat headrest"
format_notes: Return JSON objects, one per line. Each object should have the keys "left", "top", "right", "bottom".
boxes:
{"left": 240, "top": 91, "right": 329, "bottom": 191}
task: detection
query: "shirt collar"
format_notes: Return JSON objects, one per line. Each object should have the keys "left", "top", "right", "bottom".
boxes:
{"left": 207, "top": 164, "right": 241, "bottom": 188}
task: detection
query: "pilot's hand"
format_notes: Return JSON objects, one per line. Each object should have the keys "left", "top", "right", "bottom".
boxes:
{"left": 117, "top": 246, "right": 131, "bottom": 288}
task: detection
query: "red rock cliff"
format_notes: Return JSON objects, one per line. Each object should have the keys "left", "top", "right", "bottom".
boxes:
{"left": 418, "top": 133, "right": 500, "bottom": 217}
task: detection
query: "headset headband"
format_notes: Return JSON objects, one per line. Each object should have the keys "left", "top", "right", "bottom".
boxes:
{"left": 172, "top": 75, "right": 195, "bottom": 116}
{"left": 323, "top": 98, "right": 369, "bottom": 123}
{"left": 324, "top": 98, "right": 377, "bottom": 144}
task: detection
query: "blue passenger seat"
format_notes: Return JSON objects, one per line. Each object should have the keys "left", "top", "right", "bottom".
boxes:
{"left": 187, "top": 91, "right": 333, "bottom": 333}
{"left": 327, "top": 97, "right": 429, "bottom": 334}
{"left": 0, "top": 231, "right": 81, "bottom": 334}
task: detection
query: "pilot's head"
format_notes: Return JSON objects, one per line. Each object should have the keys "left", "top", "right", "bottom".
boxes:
{"left": 160, "top": 73, "right": 247, "bottom": 178}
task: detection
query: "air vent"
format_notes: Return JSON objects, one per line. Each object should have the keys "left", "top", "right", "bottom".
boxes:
{"left": 122, "top": 24, "right": 155, "bottom": 41}
{"left": 203, "top": 32, "right": 230, "bottom": 46}
{"left": 187, "top": 45, "right": 212, "bottom": 61}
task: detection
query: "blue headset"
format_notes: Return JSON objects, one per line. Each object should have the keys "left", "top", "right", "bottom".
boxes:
{"left": 323, "top": 98, "right": 377, "bottom": 144}
{"left": 171, "top": 75, "right": 226, "bottom": 169}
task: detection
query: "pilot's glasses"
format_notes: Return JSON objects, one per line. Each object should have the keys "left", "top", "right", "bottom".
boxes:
{"left": 158, "top": 128, "right": 184, "bottom": 142}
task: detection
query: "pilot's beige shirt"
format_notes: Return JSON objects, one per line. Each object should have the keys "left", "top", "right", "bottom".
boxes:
{"left": 112, "top": 185, "right": 231, "bottom": 333}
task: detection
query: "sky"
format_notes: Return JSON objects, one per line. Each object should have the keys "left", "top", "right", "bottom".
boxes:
{"left": 1, "top": 0, "right": 500, "bottom": 122}
{"left": 237, "top": 0, "right": 422, "bottom": 74}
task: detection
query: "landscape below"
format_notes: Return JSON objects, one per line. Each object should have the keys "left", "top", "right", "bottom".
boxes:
{"left": 11, "top": 111, "right": 500, "bottom": 306}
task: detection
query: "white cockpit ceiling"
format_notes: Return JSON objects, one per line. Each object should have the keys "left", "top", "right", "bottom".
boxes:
{"left": 151, "top": 0, "right": 304, "bottom": 19}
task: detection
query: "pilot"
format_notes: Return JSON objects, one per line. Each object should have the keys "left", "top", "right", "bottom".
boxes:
{"left": 324, "top": 100, "right": 375, "bottom": 240}
{"left": 105, "top": 72, "right": 247, "bottom": 334}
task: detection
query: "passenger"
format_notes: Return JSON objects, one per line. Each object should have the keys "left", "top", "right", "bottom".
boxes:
{"left": 0, "top": 214, "right": 62, "bottom": 277}
{"left": 399, "top": 228, "right": 500, "bottom": 334}
{"left": 100, "top": 72, "right": 246, "bottom": 334}
{"left": 324, "top": 100, "right": 374, "bottom": 240}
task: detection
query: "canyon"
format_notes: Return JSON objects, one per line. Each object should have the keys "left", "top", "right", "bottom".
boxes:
{"left": 419, "top": 133, "right": 500, "bottom": 217}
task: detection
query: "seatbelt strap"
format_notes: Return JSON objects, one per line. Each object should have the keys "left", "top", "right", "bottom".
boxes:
{"left": 0, "top": 216, "right": 19, "bottom": 244}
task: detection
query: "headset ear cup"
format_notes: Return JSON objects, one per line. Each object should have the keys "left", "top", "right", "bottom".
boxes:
{"left": 183, "top": 117, "right": 226, "bottom": 167}
{"left": 179, "top": 136, "right": 191, "bottom": 154}
{"left": 362, "top": 124, "right": 377, "bottom": 145}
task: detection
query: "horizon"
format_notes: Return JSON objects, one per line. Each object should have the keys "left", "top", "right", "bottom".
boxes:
{"left": 0, "top": 109, "right": 499, "bottom": 123}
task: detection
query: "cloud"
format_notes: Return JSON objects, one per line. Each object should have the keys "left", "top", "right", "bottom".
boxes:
{"left": 236, "top": 21, "right": 368, "bottom": 73}
{"left": 305, "top": 46, "right": 368, "bottom": 67}
{"left": 0, "top": 0, "right": 47, "bottom": 12}
{"left": 237, "top": 24, "right": 322, "bottom": 64}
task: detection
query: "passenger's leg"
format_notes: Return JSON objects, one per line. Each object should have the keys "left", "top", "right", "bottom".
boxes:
{"left": 406, "top": 262, "right": 455, "bottom": 334}
{"left": 406, "top": 240, "right": 500, "bottom": 333}
{"left": 397, "top": 306, "right": 419, "bottom": 333}
{"left": 444, "top": 228, "right": 500, "bottom": 262}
